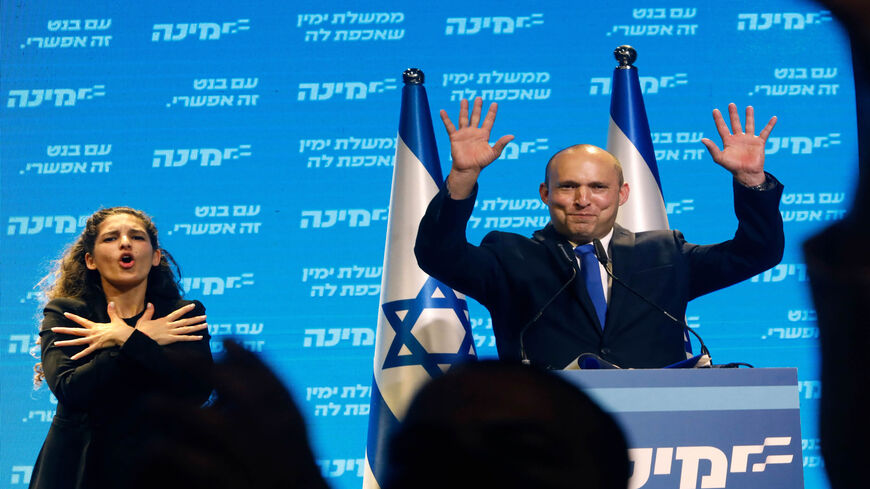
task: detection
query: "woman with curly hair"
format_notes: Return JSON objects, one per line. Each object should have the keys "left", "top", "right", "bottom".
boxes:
{"left": 29, "top": 207, "right": 213, "bottom": 489}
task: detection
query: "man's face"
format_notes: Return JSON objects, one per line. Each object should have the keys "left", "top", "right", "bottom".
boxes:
{"left": 539, "top": 148, "right": 629, "bottom": 243}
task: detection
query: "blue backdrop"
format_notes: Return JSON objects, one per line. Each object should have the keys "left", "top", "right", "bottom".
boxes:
{"left": 1, "top": 1, "right": 855, "bottom": 488}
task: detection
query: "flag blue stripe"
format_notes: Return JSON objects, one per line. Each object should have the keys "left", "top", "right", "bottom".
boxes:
{"left": 609, "top": 66, "right": 663, "bottom": 191}
{"left": 366, "top": 377, "right": 400, "bottom": 486}
{"left": 398, "top": 83, "right": 443, "bottom": 185}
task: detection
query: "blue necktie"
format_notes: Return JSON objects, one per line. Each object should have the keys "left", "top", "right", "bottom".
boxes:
{"left": 575, "top": 244, "right": 607, "bottom": 329}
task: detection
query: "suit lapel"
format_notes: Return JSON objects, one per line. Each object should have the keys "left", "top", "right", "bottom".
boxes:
{"left": 604, "top": 224, "right": 635, "bottom": 336}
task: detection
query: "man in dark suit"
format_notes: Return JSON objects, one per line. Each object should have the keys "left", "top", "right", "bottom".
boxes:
{"left": 415, "top": 98, "right": 784, "bottom": 369}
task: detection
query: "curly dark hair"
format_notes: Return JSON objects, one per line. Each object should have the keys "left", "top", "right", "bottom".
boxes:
{"left": 33, "top": 207, "right": 183, "bottom": 387}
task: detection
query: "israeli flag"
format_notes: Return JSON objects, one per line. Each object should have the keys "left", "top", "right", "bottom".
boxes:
{"left": 607, "top": 56, "right": 669, "bottom": 232}
{"left": 363, "top": 70, "right": 477, "bottom": 489}
{"left": 606, "top": 51, "right": 699, "bottom": 356}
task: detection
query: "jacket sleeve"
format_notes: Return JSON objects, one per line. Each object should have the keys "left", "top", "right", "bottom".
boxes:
{"left": 40, "top": 298, "right": 127, "bottom": 410}
{"left": 414, "top": 183, "right": 507, "bottom": 307}
{"left": 683, "top": 173, "right": 786, "bottom": 299}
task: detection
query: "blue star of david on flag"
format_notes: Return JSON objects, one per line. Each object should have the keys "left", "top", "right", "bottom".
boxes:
{"left": 381, "top": 277, "right": 476, "bottom": 378}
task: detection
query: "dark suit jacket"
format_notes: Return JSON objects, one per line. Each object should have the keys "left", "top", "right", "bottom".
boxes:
{"left": 30, "top": 296, "right": 213, "bottom": 489}
{"left": 415, "top": 176, "right": 784, "bottom": 369}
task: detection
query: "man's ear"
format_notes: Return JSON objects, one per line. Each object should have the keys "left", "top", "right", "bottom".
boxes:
{"left": 618, "top": 182, "right": 630, "bottom": 206}
{"left": 539, "top": 182, "right": 550, "bottom": 205}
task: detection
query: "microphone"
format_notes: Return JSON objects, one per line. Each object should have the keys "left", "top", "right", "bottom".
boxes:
{"left": 592, "top": 239, "right": 612, "bottom": 275}
{"left": 591, "top": 239, "right": 712, "bottom": 361}
{"left": 519, "top": 243, "right": 576, "bottom": 366}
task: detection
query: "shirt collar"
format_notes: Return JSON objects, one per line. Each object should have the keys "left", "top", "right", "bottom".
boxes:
{"left": 569, "top": 228, "right": 614, "bottom": 259}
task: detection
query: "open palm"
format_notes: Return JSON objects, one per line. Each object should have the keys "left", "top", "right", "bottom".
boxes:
{"left": 441, "top": 97, "right": 513, "bottom": 173}
{"left": 440, "top": 97, "right": 514, "bottom": 198}
{"left": 701, "top": 103, "right": 776, "bottom": 187}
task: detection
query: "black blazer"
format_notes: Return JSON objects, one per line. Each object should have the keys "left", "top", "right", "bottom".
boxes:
{"left": 415, "top": 176, "right": 784, "bottom": 369}
{"left": 30, "top": 296, "right": 213, "bottom": 489}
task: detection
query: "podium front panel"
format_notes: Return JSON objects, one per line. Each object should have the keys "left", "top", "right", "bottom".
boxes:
{"left": 559, "top": 368, "right": 803, "bottom": 489}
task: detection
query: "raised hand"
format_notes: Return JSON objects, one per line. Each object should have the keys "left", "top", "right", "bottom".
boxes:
{"left": 700, "top": 103, "right": 777, "bottom": 187}
{"left": 136, "top": 302, "right": 207, "bottom": 346}
{"left": 440, "top": 97, "right": 514, "bottom": 199}
{"left": 53, "top": 302, "right": 135, "bottom": 360}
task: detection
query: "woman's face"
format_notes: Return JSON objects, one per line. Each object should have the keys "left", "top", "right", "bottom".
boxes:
{"left": 85, "top": 213, "right": 161, "bottom": 292}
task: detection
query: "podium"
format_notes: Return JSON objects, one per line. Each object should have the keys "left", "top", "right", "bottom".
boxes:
{"left": 558, "top": 368, "right": 804, "bottom": 489}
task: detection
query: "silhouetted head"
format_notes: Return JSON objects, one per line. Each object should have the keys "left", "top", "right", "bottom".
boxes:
{"left": 384, "top": 360, "right": 630, "bottom": 489}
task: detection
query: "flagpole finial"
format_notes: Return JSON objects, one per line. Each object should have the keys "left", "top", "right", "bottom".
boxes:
{"left": 403, "top": 68, "right": 425, "bottom": 85}
{"left": 614, "top": 45, "right": 637, "bottom": 69}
